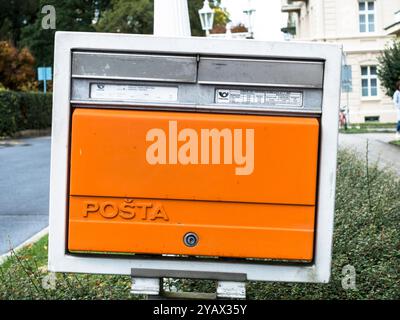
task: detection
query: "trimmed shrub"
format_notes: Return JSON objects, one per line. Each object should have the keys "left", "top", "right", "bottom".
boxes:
{"left": 18, "top": 92, "right": 52, "bottom": 130}
{"left": 0, "top": 90, "right": 52, "bottom": 137}
{"left": 0, "top": 91, "right": 20, "bottom": 137}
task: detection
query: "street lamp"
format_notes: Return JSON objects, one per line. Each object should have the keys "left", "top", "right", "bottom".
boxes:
{"left": 198, "top": 0, "right": 215, "bottom": 36}
{"left": 243, "top": 0, "right": 256, "bottom": 39}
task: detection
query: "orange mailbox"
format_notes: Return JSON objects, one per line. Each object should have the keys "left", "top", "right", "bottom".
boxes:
{"left": 49, "top": 32, "right": 342, "bottom": 285}
{"left": 69, "top": 110, "right": 318, "bottom": 261}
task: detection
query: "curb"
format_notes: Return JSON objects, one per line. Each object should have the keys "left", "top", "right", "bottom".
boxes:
{"left": 0, "top": 128, "right": 51, "bottom": 140}
{"left": 0, "top": 227, "right": 49, "bottom": 265}
{"left": 14, "top": 129, "right": 51, "bottom": 139}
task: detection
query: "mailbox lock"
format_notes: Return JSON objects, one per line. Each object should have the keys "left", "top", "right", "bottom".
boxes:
{"left": 183, "top": 232, "right": 199, "bottom": 247}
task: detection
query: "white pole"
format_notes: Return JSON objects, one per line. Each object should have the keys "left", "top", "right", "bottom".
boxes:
{"left": 154, "top": 0, "right": 191, "bottom": 37}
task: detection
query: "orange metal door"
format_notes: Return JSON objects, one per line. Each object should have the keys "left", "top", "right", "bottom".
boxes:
{"left": 68, "top": 108, "right": 319, "bottom": 261}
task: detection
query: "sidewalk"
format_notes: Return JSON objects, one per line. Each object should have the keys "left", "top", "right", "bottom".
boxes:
{"left": 338, "top": 133, "right": 400, "bottom": 176}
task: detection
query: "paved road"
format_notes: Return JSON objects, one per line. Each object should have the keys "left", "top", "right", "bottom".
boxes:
{"left": 338, "top": 133, "right": 400, "bottom": 176}
{"left": 0, "top": 137, "right": 50, "bottom": 255}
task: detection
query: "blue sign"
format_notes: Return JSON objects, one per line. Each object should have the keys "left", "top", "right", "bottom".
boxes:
{"left": 37, "top": 67, "right": 52, "bottom": 93}
{"left": 37, "top": 67, "right": 52, "bottom": 81}
{"left": 341, "top": 65, "right": 352, "bottom": 93}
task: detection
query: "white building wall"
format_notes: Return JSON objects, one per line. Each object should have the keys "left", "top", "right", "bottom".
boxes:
{"left": 287, "top": 0, "right": 399, "bottom": 123}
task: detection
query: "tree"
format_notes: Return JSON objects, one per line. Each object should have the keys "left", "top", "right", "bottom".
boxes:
{"left": 20, "top": 0, "right": 111, "bottom": 66}
{"left": 95, "top": 0, "right": 153, "bottom": 34}
{"left": 96, "top": 0, "right": 228, "bottom": 37}
{"left": 18, "top": 0, "right": 228, "bottom": 66}
{"left": 213, "top": 6, "right": 230, "bottom": 28}
{"left": 0, "top": 0, "right": 38, "bottom": 44}
{"left": 0, "top": 41, "right": 36, "bottom": 91}
{"left": 377, "top": 40, "right": 400, "bottom": 97}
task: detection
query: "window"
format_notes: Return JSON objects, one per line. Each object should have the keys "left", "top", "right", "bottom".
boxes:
{"left": 361, "top": 66, "right": 378, "bottom": 97}
{"left": 365, "top": 116, "right": 380, "bottom": 122}
{"left": 359, "top": 1, "right": 375, "bottom": 33}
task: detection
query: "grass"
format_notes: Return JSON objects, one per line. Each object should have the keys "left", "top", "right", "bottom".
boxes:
{"left": 1, "top": 149, "right": 399, "bottom": 300}
{"left": 0, "top": 236, "right": 136, "bottom": 300}
{"left": 339, "top": 128, "right": 395, "bottom": 134}
{"left": 339, "top": 122, "right": 396, "bottom": 134}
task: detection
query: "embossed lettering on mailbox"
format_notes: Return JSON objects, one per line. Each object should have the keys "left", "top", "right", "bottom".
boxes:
{"left": 82, "top": 199, "right": 169, "bottom": 221}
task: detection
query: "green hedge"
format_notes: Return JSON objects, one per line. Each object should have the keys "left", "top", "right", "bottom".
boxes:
{"left": 0, "top": 91, "right": 52, "bottom": 137}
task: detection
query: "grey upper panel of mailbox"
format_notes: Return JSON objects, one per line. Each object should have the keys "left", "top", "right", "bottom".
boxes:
{"left": 72, "top": 52, "right": 324, "bottom": 88}
{"left": 198, "top": 58, "right": 324, "bottom": 88}
{"left": 72, "top": 52, "right": 198, "bottom": 83}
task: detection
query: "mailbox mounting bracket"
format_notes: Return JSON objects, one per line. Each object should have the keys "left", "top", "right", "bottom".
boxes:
{"left": 130, "top": 268, "right": 247, "bottom": 299}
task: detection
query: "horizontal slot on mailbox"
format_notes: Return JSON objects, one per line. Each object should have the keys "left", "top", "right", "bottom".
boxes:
{"left": 72, "top": 51, "right": 198, "bottom": 83}
{"left": 198, "top": 57, "right": 324, "bottom": 88}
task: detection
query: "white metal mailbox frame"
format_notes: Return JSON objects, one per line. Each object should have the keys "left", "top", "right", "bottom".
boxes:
{"left": 48, "top": 31, "right": 342, "bottom": 283}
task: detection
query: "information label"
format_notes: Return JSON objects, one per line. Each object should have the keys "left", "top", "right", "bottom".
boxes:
{"left": 215, "top": 89, "right": 303, "bottom": 108}
{"left": 90, "top": 84, "right": 178, "bottom": 102}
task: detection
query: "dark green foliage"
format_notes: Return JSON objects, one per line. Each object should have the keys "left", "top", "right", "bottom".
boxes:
{"left": 0, "top": 91, "right": 20, "bottom": 136}
{"left": 95, "top": 0, "right": 224, "bottom": 36}
{"left": 0, "top": 0, "right": 38, "bottom": 44}
{"left": 6, "top": 0, "right": 227, "bottom": 66}
{"left": 95, "top": 0, "right": 153, "bottom": 34}
{"left": 0, "top": 150, "right": 399, "bottom": 299}
{"left": 20, "top": 0, "right": 110, "bottom": 66}
{"left": 0, "top": 90, "right": 52, "bottom": 137}
{"left": 17, "top": 91, "right": 52, "bottom": 130}
{"left": 188, "top": 0, "right": 205, "bottom": 36}
{"left": 377, "top": 40, "right": 400, "bottom": 97}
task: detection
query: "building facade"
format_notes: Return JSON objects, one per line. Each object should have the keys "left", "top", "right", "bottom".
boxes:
{"left": 282, "top": 0, "right": 400, "bottom": 123}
